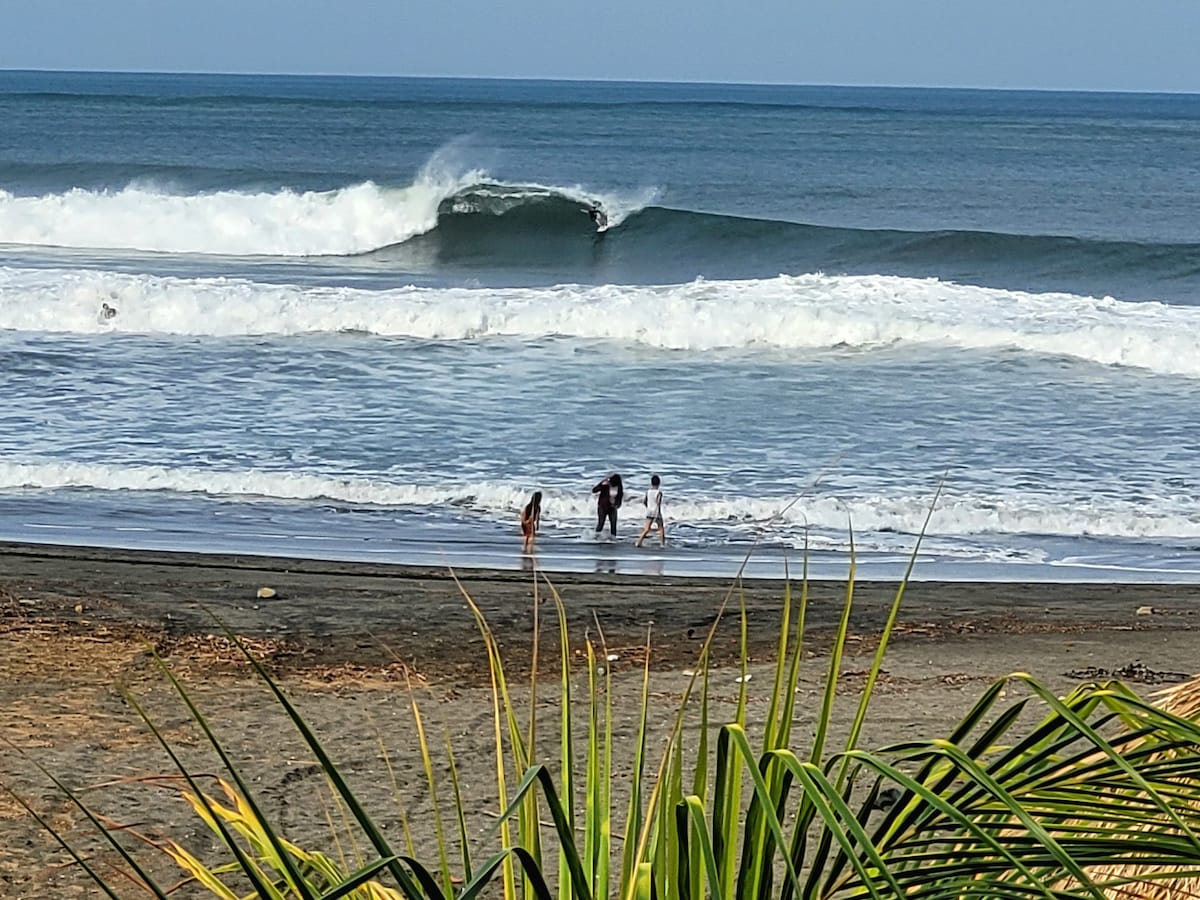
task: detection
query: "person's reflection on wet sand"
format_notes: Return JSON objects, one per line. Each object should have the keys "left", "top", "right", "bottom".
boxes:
{"left": 594, "top": 556, "right": 618, "bottom": 575}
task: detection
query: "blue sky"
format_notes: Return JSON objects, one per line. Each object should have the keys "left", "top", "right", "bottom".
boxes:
{"left": 5, "top": 0, "right": 1198, "bottom": 92}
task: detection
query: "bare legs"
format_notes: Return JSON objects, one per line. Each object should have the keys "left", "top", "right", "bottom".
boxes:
{"left": 635, "top": 517, "right": 666, "bottom": 547}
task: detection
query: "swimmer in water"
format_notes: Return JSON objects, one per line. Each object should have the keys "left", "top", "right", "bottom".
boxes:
{"left": 99, "top": 302, "right": 118, "bottom": 320}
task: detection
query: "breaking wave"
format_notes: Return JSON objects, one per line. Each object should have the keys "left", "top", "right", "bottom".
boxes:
{"left": 4, "top": 266, "right": 1200, "bottom": 376}
{"left": 3, "top": 140, "right": 1200, "bottom": 310}
{"left": 0, "top": 147, "right": 655, "bottom": 257}
{"left": 4, "top": 459, "right": 1200, "bottom": 544}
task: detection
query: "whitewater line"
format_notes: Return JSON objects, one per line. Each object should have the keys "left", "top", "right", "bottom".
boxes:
{"left": 4, "top": 459, "right": 1200, "bottom": 542}
{"left": 3, "top": 267, "right": 1200, "bottom": 377}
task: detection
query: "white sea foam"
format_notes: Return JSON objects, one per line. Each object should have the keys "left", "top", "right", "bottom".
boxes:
{"left": 4, "top": 460, "right": 1200, "bottom": 542}
{"left": 0, "top": 180, "right": 461, "bottom": 256}
{"left": 3, "top": 266, "right": 1200, "bottom": 376}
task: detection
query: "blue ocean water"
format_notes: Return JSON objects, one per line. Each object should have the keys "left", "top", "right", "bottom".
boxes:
{"left": 3, "top": 70, "right": 1200, "bottom": 581}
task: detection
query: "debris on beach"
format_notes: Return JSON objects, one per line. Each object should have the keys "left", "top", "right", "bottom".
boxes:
{"left": 1136, "top": 605, "right": 1155, "bottom": 616}
{"left": 1063, "top": 661, "right": 1190, "bottom": 684}
{"left": 154, "top": 632, "right": 295, "bottom": 666}
{"left": 256, "top": 586, "right": 278, "bottom": 599}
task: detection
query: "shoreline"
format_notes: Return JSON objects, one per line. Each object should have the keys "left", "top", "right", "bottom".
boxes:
{"left": 9, "top": 523, "right": 1200, "bottom": 584}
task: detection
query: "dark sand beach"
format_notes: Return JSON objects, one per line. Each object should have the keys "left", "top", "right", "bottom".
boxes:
{"left": 3, "top": 540, "right": 1199, "bottom": 897}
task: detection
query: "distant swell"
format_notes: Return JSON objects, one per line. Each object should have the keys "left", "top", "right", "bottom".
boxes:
{"left": 388, "top": 205, "right": 1200, "bottom": 305}
{"left": 5, "top": 266, "right": 1200, "bottom": 377}
{"left": 394, "top": 204, "right": 1200, "bottom": 297}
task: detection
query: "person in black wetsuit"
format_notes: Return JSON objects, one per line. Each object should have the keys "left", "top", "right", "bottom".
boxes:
{"left": 587, "top": 202, "right": 608, "bottom": 231}
{"left": 592, "top": 473, "right": 623, "bottom": 537}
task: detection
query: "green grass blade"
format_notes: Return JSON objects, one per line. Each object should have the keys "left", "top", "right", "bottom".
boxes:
{"left": 624, "top": 556, "right": 756, "bottom": 900}
{"left": 690, "top": 645, "right": 711, "bottom": 803}
{"left": 837, "top": 489, "right": 938, "bottom": 787}
{"left": 621, "top": 627, "right": 653, "bottom": 891}
{"left": 762, "top": 557, "right": 792, "bottom": 755}
{"left": 318, "top": 855, "right": 399, "bottom": 900}
{"left": 549, "top": 580, "right": 577, "bottom": 900}
{"left": 791, "top": 551, "right": 859, "bottom": 900}
{"left": 394, "top": 854, "right": 453, "bottom": 900}
{"left": 684, "top": 796, "right": 725, "bottom": 900}
{"left": 585, "top": 640, "right": 600, "bottom": 893}
{"left": 405, "top": 672, "right": 454, "bottom": 898}
{"left": 456, "top": 577, "right": 521, "bottom": 900}
{"left": 711, "top": 724, "right": 739, "bottom": 899}
{"left": 740, "top": 562, "right": 801, "bottom": 900}
{"left": 774, "top": 565, "right": 811, "bottom": 900}
{"left": 811, "top": 553, "right": 855, "bottom": 767}
{"left": 1015, "top": 676, "right": 1200, "bottom": 851}
{"left": 529, "top": 565, "right": 541, "bottom": 758}
{"left": 445, "top": 729, "right": 474, "bottom": 883}
{"left": 118, "top": 683, "right": 295, "bottom": 900}
{"left": 634, "top": 862, "right": 653, "bottom": 900}
{"left": 914, "top": 737, "right": 1108, "bottom": 900}
{"left": 723, "top": 728, "right": 807, "bottom": 900}
{"left": 736, "top": 583, "right": 749, "bottom": 726}
{"left": 602, "top": 623, "right": 614, "bottom": 900}
{"left": 716, "top": 586, "right": 751, "bottom": 900}
{"left": 495, "top": 764, "right": 595, "bottom": 900}
{"left": 675, "top": 800, "right": 692, "bottom": 900}
{"left": 656, "top": 736, "right": 685, "bottom": 900}
{"left": 824, "top": 751, "right": 1056, "bottom": 899}
{"left": 527, "top": 567, "right": 544, "bottom": 876}
{"left": 210, "top": 623, "right": 432, "bottom": 900}
{"left": 581, "top": 632, "right": 612, "bottom": 900}
{"left": 507, "top": 848, "right": 557, "bottom": 900}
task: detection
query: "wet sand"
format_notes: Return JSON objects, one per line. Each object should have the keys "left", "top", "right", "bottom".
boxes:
{"left": 2, "top": 540, "right": 1199, "bottom": 897}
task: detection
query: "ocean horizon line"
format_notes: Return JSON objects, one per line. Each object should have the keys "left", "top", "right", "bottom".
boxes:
{"left": 2, "top": 67, "right": 1198, "bottom": 99}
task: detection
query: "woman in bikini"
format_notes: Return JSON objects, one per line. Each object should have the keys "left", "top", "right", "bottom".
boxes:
{"left": 520, "top": 491, "right": 542, "bottom": 552}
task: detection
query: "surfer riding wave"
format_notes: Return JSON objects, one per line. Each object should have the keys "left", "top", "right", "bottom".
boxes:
{"left": 587, "top": 202, "right": 609, "bottom": 232}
